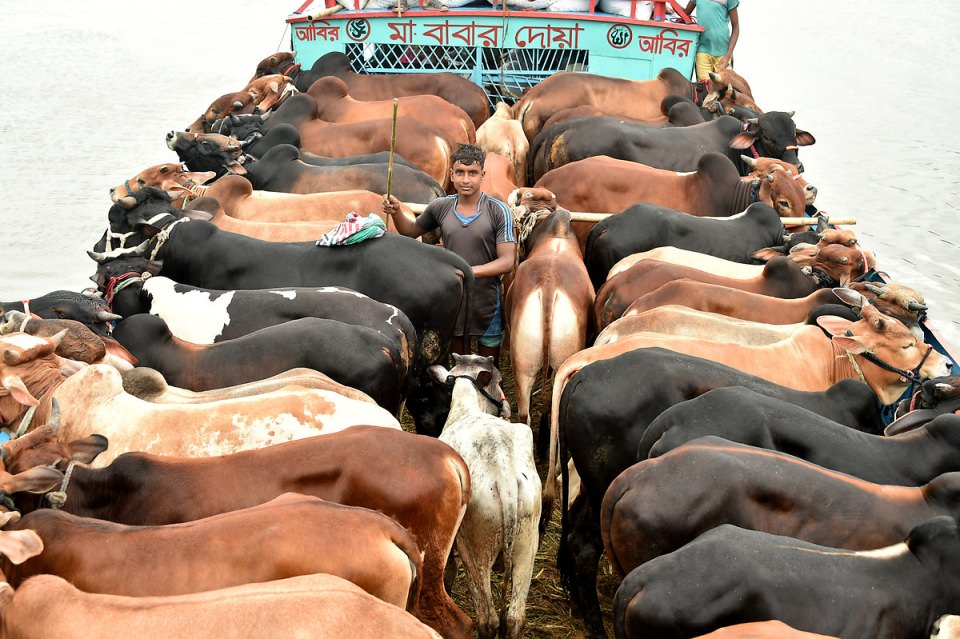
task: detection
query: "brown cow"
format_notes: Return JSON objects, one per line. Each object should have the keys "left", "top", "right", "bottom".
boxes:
{"left": 0, "top": 313, "right": 135, "bottom": 373}
{"left": 254, "top": 51, "right": 490, "bottom": 129}
{"left": 307, "top": 76, "right": 476, "bottom": 147}
{"left": 692, "top": 621, "right": 838, "bottom": 639}
{"left": 186, "top": 90, "right": 257, "bottom": 133}
{"left": 595, "top": 243, "right": 872, "bottom": 330}
{"left": 6, "top": 493, "right": 421, "bottom": 609}
{"left": 505, "top": 208, "right": 594, "bottom": 428}
{"left": 605, "top": 244, "right": 828, "bottom": 282}
{"left": 242, "top": 73, "right": 294, "bottom": 112}
{"left": 108, "top": 163, "right": 216, "bottom": 203}
{"left": 535, "top": 153, "right": 806, "bottom": 218}
{"left": 182, "top": 195, "right": 339, "bottom": 242}
{"left": 0, "top": 572, "right": 442, "bottom": 638}
{"left": 543, "top": 303, "right": 952, "bottom": 516}
{"left": 476, "top": 102, "right": 529, "bottom": 187}
{"left": 479, "top": 152, "right": 519, "bottom": 204}
{"left": 2, "top": 426, "right": 471, "bottom": 639}
{"left": 742, "top": 155, "right": 817, "bottom": 205}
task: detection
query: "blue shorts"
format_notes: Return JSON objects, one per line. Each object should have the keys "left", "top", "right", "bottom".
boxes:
{"left": 478, "top": 295, "right": 504, "bottom": 348}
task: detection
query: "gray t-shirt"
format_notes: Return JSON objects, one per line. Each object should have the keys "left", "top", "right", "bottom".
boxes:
{"left": 416, "top": 193, "right": 515, "bottom": 336}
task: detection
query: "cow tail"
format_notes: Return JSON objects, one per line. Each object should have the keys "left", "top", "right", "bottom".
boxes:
{"left": 556, "top": 377, "right": 574, "bottom": 591}
{"left": 542, "top": 355, "right": 578, "bottom": 532}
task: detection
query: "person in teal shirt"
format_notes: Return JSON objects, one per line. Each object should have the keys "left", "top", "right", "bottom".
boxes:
{"left": 684, "top": 0, "right": 740, "bottom": 81}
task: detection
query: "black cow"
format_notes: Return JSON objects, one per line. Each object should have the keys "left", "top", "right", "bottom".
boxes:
{"left": 614, "top": 516, "right": 960, "bottom": 639}
{"left": 555, "top": 347, "right": 884, "bottom": 638}
{"left": 530, "top": 112, "right": 813, "bottom": 182}
{"left": 1, "top": 291, "right": 120, "bottom": 337}
{"left": 584, "top": 201, "right": 785, "bottom": 289}
{"left": 89, "top": 189, "right": 471, "bottom": 436}
{"left": 647, "top": 388, "right": 960, "bottom": 485}
{"left": 602, "top": 436, "right": 960, "bottom": 580}
{"left": 889, "top": 375, "right": 960, "bottom": 435}
{"left": 112, "top": 314, "right": 406, "bottom": 411}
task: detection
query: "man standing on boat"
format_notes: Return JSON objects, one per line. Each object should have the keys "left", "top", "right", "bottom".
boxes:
{"left": 382, "top": 143, "right": 517, "bottom": 368}
{"left": 685, "top": 0, "right": 740, "bottom": 80}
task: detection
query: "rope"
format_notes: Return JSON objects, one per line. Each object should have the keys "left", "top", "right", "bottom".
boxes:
{"left": 46, "top": 460, "right": 75, "bottom": 510}
{"left": 149, "top": 218, "right": 189, "bottom": 261}
{"left": 514, "top": 206, "right": 552, "bottom": 245}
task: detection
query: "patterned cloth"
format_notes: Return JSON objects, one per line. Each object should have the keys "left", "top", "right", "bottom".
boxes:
{"left": 316, "top": 212, "right": 387, "bottom": 247}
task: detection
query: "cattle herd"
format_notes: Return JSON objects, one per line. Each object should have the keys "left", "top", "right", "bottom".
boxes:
{"left": 1, "top": 48, "right": 959, "bottom": 639}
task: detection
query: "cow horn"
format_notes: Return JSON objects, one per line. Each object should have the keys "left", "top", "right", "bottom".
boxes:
{"left": 740, "top": 155, "right": 758, "bottom": 167}
{"left": 3, "top": 349, "right": 20, "bottom": 366}
{"left": 128, "top": 239, "right": 151, "bottom": 256}
{"left": 49, "top": 329, "right": 68, "bottom": 349}
{"left": 232, "top": 101, "right": 244, "bottom": 109}
{"left": 709, "top": 71, "right": 722, "bottom": 82}
{"left": 48, "top": 398, "right": 60, "bottom": 432}
{"left": 935, "top": 383, "right": 955, "bottom": 396}
{"left": 786, "top": 110, "right": 796, "bottom": 118}
{"left": 87, "top": 250, "right": 109, "bottom": 263}
{"left": 862, "top": 282, "right": 885, "bottom": 295}
{"left": 260, "top": 110, "right": 272, "bottom": 121}
{"left": 908, "top": 302, "right": 928, "bottom": 312}
{"left": 118, "top": 196, "right": 138, "bottom": 209}
{"left": 95, "top": 310, "right": 123, "bottom": 322}
{"left": 767, "top": 174, "right": 776, "bottom": 183}
{"left": 746, "top": 117, "right": 759, "bottom": 125}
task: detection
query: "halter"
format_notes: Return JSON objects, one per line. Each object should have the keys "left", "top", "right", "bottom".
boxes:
{"left": 45, "top": 460, "right": 76, "bottom": 510}
{"left": 282, "top": 62, "right": 302, "bottom": 78}
{"left": 846, "top": 325, "right": 934, "bottom": 395}
{"left": 446, "top": 374, "right": 507, "bottom": 418}
{"left": 104, "top": 271, "right": 148, "bottom": 308}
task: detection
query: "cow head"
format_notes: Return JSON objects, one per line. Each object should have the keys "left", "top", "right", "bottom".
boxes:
{"left": 166, "top": 131, "right": 247, "bottom": 178}
{"left": 185, "top": 91, "right": 258, "bottom": 135}
{"left": 1, "top": 313, "right": 107, "bottom": 365}
{"left": 87, "top": 256, "right": 163, "bottom": 312}
{"left": 427, "top": 353, "right": 511, "bottom": 422}
{"left": 817, "top": 303, "right": 952, "bottom": 405}
{"left": 243, "top": 74, "right": 296, "bottom": 112}
{"left": 741, "top": 155, "right": 817, "bottom": 205}
{"left": 887, "top": 375, "right": 960, "bottom": 436}
{"left": 755, "top": 169, "right": 806, "bottom": 218}
{"left": 252, "top": 51, "right": 298, "bottom": 81}
{"left": 848, "top": 281, "right": 927, "bottom": 329}
{"left": 805, "top": 243, "right": 876, "bottom": 287}
{"left": 730, "top": 111, "right": 815, "bottom": 173}
{"left": 108, "top": 163, "right": 216, "bottom": 203}
{"left": 92, "top": 186, "right": 184, "bottom": 259}
{"left": 2, "top": 292, "right": 118, "bottom": 338}
{"left": 0, "top": 332, "right": 69, "bottom": 433}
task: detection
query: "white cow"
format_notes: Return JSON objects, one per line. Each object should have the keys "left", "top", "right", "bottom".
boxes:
{"left": 428, "top": 354, "right": 540, "bottom": 639}
{"left": 476, "top": 102, "right": 529, "bottom": 187}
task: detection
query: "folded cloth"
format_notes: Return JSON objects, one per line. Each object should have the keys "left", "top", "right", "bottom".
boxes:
{"left": 316, "top": 212, "right": 387, "bottom": 247}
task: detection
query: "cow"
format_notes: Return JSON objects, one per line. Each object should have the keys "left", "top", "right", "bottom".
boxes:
{"left": 604, "top": 244, "right": 825, "bottom": 282}
{"left": 479, "top": 152, "right": 519, "bottom": 203}
{"left": 594, "top": 243, "right": 874, "bottom": 329}
{"left": 185, "top": 90, "right": 257, "bottom": 133}
{"left": 254, "top": 51, "right": 491, "bottom": 129}
{"left": 0, "top": 333, "right": 400, "bottom": 464}
{"left": 505, "top": 208, "right": 594, "bottom": 431}
{"left": 242, "top": 72, "right": 294, "bottom": 112}
{"left": 108, "top": 163, "right": 216, "bottom": 203}
{"left": 111, "top": 314, "right": 407, "bottom": 411}
{"left": 1, "top": 572, "right": 442, "bottom": 638}
{"left": 742, "top": 155, "right": 817, "bottom": 205}
{"left": 1, "top": 425, "right": 472, "bottom": 639}
{"left": 0, "top": 291, "right": 120, "bottom": 338}
{"left": 530, "top": 112, "right": 812, "bottom": 182}
{"left": 513, "top": 67, "right": 726, "bottom": 141}
{"left": 691, "top": 622, "right": 839, "bottom": 639}
{"left": 476, "top": 102, "right": 528, "bottom": 187}
{"left": 428, "top": 355, "right": 540, "bottom": 639}
{"left": 535, "top": 153, "right": 806, "bottom": 219}
{"left": 550, "top": 342, "right": 941, "bottom": 637}
{"left": 0, "top": 312, "right": 135, "bottom": 372}
{"left": 89, "top": 188, "right": 472, "bottom": 435}
{"left": 6, "top": 493, "right": 421, "bottom": 609}
{"left": 306, "top": 76, "right": 475, "bottom": 147}
{"left": 584, "top": 201, "right": 785, "bottom": 289}
{"left": 601, "top": 436, "right": 960, "bottom": 578}
{"left": 888, "top": 375, "right": 960, "bottom": 435}
{"left": 645, "top": 393, "right": 960, "bottom": 486}
{"left": 182, "top": 195, "right": 340, "bottom": 242}
{"left": 613, "top": 517, "right": 960, "bottom": 639}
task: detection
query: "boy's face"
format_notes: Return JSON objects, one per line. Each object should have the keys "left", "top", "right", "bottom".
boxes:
{"left": 450, "top": 160, "right": 484, "bottom": 197}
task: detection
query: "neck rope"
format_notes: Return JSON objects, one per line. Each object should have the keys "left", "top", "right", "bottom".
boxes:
{"left": 446, "top": 375, "right": 506, "bottom": 417}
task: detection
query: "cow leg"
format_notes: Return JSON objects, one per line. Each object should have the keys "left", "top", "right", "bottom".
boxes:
{"left": 504, "top": 480, "right": 541, "bottom": 639}
{"left": 558, "top": 493, "right": 607, "bottom": 638}
{"left": 455, "top": 523, "right": 501, "bottom": 639}
{"left": 415, "top": 546, "right": 473, "bottom": 639}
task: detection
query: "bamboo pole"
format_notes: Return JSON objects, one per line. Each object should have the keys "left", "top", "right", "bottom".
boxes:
{"left": 386, "top": 98, "right": 399, "bottom": 203}
{"left": 398, "top": 201, "right": 856, "bottom": 226}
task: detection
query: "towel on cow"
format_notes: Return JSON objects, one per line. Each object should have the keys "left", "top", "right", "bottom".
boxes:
{"left": 316, "top": 212, "right": 386, "bottom": 247}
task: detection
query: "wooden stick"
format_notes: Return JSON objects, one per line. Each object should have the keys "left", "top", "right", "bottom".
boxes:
{"left": 397, "top": 201, "right": 857, "bottom": 227}
{"left": 386, "top": 98, "right": 399, "bottom": 202}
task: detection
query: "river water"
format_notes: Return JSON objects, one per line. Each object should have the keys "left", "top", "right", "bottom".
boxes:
{"left": 2, "top": 0, "right": 959, "bottom": 347}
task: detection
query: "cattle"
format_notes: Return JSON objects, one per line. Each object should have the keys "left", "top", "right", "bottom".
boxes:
{"left": 2, "top": 572, "right": 442, "bottom": 639}
{"left": 476, "top": 102, "right": 528, "bottom": 187}
{"left": 89, "top": 189, "right": 472, "bottom": 435}
{"left": 6, "top": 493, "right": 421, "bottom": 609}
{"left": 0, "top": 333, "right": 399, "bottom": 464}
{"left": 255, "top": 94, "right": 454, "bottom": 186}
{"left": 108, "top": 163, "right": 216, "bottom": 202}
{"left": 613, "top": 516, "right": 960, "bottom": 639}
{"left": 505, "top": 208, "right": 594, "bottom": 430}
{"left": 691, "top": 622, "right": 839, "bottom": 639}
{"left": 242, "top": 72, "right": 294, "bottom": 112}
{"left": 514, "top": 67, "right": 718, "bottom": 141}
{"left": 0, "top": 291, "right": 120, "bottom": 338}
{"left": 742, "top": 155, "right": 817, "bottom": 205}
{"left": 183, "top": 195, "right": 340, "bottom": 242}
{"left": 602, "top": 436, "right": 960, "bottom": 578}
{"left": 605, "top": 244, "right": 824, "bottom": 282}
{"left": 254, "top": 51, "right": 491, "bottom": 129}
{"left": 112, "top": 314, "right": 407, "bottom": 411}
{"left": 535, "top": 153, "right": 805, "bottom": 219}
{"left": 2, "top": 426, "right": 471, "bottom": 639}
{"left": 530, "top": 112, "right": 811, "bottom": 182}
{"left": 549, "top": 347, "right": 917, "bottom": 637}
{"left": 0, "top": 312, "right": 135, "bottom": 372}
{"left": 185, "top": 90, "right": 257, "bottom": 133}
{"left": 645, "top": 392, "right": 960, "bottom": 485}
{"left": 428, "top": 355, "right": 540, "bottom": 639}
{"left": 594, "top": 243, "right": 873, "bottom": 329}
{"left": 888, "top": 375, "right": 960, "bottom": 435}
{"left": 307, "top": 76, "right": 475, "bottom": 147}
{"left": 479, "top": 152, "right": 519, "bottom": 203}
{"left": 583, "top": 202, "right": 785, "bottom": 289}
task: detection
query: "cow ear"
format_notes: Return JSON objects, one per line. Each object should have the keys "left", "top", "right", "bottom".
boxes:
{"left": 66, "top": 434, "right": 109, "bottom": 464}
{"left": 0, "top": 465, "right": 63, "bottom": 495}
{"left": 0, "top": 529, "right": 44, "bottom": 565}
{"left": 426, "top": 364, "right": 450, "bottom": 385}
{"left": 832, "top": 334, "right": 869, "bottom": 354}
{"left": 729, "top": 133, "right": 757, "bottom": 150}
{"left": 796, "top": 130, "right": 816, "bottom": 146}
{"left": 476, "top": 370, "right": 492, "bottom": 389}
{"left": 1, "top": 375, "right": 39, "bottom": 407}
{"left": 816, "top": 314, "right": 854, "bottom": 337}
{"left": 751, "top": 247, "right": 783, "bottom": 262}
{"left": 832, "top": 288, "right": 868, "bottom": 308}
